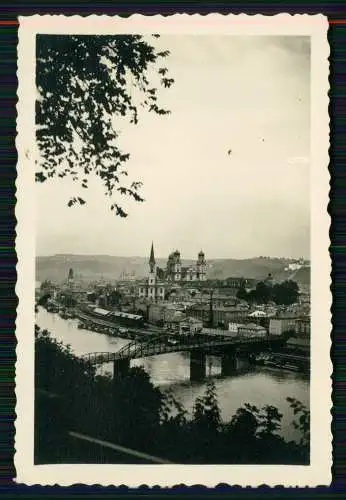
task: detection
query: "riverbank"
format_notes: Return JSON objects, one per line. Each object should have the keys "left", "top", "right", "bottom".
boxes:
{"left": 35, "top": 307, "right": 309, "bottom": 443}
{"left": 69, "top": 309, "right": 311, "bottom": 376}
{"left": 252, "top": 351, "right": 309, "bottom": 374}
{"left": 35, "top": 329, "right": 309, "bottom": 465}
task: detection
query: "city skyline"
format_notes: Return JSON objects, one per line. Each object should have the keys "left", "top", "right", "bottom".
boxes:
{"left": 36, "top": 249, "right": 310, "bottom": 261}
{"left": 36, "top": 35, "right": 310, "bottom": 260}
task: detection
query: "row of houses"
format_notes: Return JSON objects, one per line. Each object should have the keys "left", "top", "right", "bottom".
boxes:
{"left": 228, "top": 316, "right": 310, "bottom": 337}
{"left": 186, "top": 303, "right": 249, "bottom": 326}
{"left": 129, "top": 299, "right": 310, "bottom": 338}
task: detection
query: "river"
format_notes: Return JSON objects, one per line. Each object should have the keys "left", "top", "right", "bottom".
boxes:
{"left": 36, "top": 307, "right": 309, "bottom": 442}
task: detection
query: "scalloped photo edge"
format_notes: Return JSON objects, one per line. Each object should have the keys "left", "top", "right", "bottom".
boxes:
{"left": 15, "top": 13, "right": 331, "bottom": 487}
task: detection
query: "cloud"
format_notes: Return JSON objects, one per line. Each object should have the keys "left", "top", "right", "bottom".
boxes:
{"left": 287, "top": 156, "right": 310, "bottom": 165}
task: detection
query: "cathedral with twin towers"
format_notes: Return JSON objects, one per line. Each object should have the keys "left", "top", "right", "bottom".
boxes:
{"left": 138, "top": 243, "right": 207, "bottom": 301}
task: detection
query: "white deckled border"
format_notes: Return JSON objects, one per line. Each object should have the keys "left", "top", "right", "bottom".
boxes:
{"left": 15, "top": 14, "right": 331, "bottom": 487}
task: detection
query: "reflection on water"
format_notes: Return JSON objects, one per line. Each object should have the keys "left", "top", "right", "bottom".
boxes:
{"left": 36, "top": 308, "right": 309, "bottom": 441}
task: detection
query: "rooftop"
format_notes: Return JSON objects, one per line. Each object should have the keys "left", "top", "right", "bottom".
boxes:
{"left": 189, "top": 304, "right": 245, "bottom": 312}
{"left": 94, "top": 307, "right": 111, "bottom": 316}
{"left": 112, "top": 311, "right": 143, "bottom": 320}
{"left": 248, "top": 310, "right": 267, "bottom": 317}
{"left": 239, "top": 323, "right": 266, "bottom": 330}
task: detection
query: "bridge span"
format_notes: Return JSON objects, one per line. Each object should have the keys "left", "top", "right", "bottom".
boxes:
{"left": 82, "top": 333, "right": 284, "bottom": 382}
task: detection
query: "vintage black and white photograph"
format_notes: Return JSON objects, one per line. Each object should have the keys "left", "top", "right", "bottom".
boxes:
{"left": 15, "top": 15, "right": 330, "bottom": 487}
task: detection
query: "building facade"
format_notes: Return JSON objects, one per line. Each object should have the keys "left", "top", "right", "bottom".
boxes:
{"left": 269, "top": 317, "right": 297, "bottom": 336}
{"left": 238, "top": 323, "right": 267, "bottom": 338}
{"left": 138, "top": 243, "right": 166, "bottom": 301}
{"left": 138, "top": 243, "right": 208, "bottom": 302}
{"left": 187, "top": 303, "right": 249, "bottom": 328}
{"left": 295, "top": 317, "right": 310, "bottom": 337}
{"left": 166, "top": 249, "right": 207, "bottom": 282}
{"left": 228, "top": 322, "right": 244, "bottom": 334}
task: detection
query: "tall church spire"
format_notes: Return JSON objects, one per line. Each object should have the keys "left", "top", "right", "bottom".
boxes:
{"left": 149, "top": 242, "right": 156, "bottom": 272}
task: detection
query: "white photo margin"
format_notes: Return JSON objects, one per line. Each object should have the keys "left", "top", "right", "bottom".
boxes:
{"left": 15, "top": 14, "right": 331, "bottom": 487}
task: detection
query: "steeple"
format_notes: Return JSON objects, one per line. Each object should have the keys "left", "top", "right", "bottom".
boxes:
{"left": 198, "top": 250, "right": 205, "bottom": 263}
{"left": 149, "top": 242, "right": 156, "bottom": 272}
{"left": 67, "top": 267, "right": 74, "bottom": 289}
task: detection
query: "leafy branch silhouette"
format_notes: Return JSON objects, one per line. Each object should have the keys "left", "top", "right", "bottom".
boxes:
{"left": 36, "top": 34, "right": 174, "bottom": 216}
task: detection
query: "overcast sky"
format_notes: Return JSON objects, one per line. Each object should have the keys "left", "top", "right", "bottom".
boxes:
{"left": 36, "top": 35, "right": 310, "bottom": 260}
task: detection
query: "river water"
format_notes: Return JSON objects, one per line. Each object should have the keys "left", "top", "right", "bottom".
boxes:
{"left": 36, "top": 307, "right": 309, "bottom": 442}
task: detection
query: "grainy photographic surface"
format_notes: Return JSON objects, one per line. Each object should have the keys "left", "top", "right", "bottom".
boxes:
{"left": 15, "top": 15, "right": 331, "bottom": 487}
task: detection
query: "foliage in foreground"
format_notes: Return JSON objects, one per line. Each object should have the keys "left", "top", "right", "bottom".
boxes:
{"left": 35, "top": 327, "right": 309, "bottom": 465}
{"left": 36, "top": 34, "right": 174, "bottom": 215}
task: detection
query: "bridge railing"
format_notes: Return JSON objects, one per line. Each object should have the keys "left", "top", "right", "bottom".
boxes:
{"left": 82, "top": 334, "right": 284, "bottom": 365}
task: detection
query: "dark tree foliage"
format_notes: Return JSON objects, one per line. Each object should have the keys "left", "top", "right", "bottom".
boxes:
{"left": 35, "top": 328, "right": 309, "bottom": 465}
{"left": 192, "top": 381, "right": 221, "bottom": 433}
{"left": 37, "top": 293, "right": 51, "bottom": 307}
{"left": 223, "top": 404, "right": 261, "bottom": 463}
{"left": 112, "top": 366, "right": 163, "bottom": 450}
{"left": 36, "top": 35, "right": 174, "bottom": 215}
{"left": 109, "top": 289, "right": 122, "bottom": 307}
{"left": 272, "top": 280, "right": 300, "bottom": 305}
{"left": 287, "top": 397, "right": 310, "bottom": 447}
{"left": 236, "top": 284, "right": 248, "bottom": 301}
{"left": 230, "top": 405, "right": 259, "bottom": 438}
{"left": 255, "top": 281, "right": 272, "bottom": 304}
{"left": 35, "top": 326, "right": 95, "bottom": 396}
{"left": 257, "top": 404, "right": 283, "bottom": 437}
{"left": 189, "top": 381, "right": 223, "bottom": 462}
{"left": 160, "top": 389, "right": 188, "bottom": 428}
{"left": 242, "top": 280, "right": 299, "bottom": 306}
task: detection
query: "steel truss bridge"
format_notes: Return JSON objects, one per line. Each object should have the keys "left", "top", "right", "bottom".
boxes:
{"left": 82, "top": 333, "right": 283, "bottom": 366}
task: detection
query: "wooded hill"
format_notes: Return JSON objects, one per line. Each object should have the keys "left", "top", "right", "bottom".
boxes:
{"left": 36, "top": 254, "right": 310, "bottom": 286}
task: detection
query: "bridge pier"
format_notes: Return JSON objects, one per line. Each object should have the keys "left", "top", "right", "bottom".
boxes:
{"left": 221, "top": 353, "right": 237, "bottom": 377}
{"left": 190, "top": 349, "right": 206, "bottom": 381}
{"left": 113, "top": 358, "right": 130, "bottom": 381}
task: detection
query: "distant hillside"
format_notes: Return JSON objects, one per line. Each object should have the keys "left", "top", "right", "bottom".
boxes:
{"left": 207, "top": 257, "right": 288, "bottom": 281}
{"left": 36, "top": 254, "right": 155, "bottom": 283}
{"left": 36, "top": 254, "right": 310, "bottom": 286}
{"left": 288, "top": 266, "right": 310, "bottom": 286}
